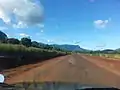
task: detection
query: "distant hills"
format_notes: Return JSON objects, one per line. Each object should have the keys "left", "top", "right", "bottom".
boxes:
{"left": 0, "top": 30, "right": 119, "bottom": 53}
{"left": 51, "top": 44, "right": 120, "bottom": 54}
{"left": 51, "top": 44, "right": 89, "bottom": 52}
{"left": 101, "top": 49, "right": 115, "bottom": 53}
{"left": 115, "top": 48, "right": 120, "bottom": 52}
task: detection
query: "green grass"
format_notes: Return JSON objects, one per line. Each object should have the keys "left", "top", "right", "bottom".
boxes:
{"left": 0, "top": 43, "right": 66, "bottom": 54}
{"left": 103, "top": 54, "right": 120, "bottom": 59}
{"left": 89, "top": 53, "right": 120, "bottom": 59}
{"left": 0, "top": 44, "right": 68, "bottom": 68}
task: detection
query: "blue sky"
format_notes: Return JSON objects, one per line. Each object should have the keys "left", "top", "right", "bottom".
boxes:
{"left": 0, "top": 0, "right": 120, "bottom": 50}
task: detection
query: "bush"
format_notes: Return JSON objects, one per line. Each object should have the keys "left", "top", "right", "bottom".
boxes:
{"left": 21, "top": 37, "right": 32, "bottom": 47}
{"left": 0, "top": 31, "right": 7, "bottom": 43}
{"left": 7, "top": 38, "right": 20, "bottom": 44}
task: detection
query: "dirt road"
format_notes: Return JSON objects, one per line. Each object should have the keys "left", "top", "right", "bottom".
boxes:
{"left": 5, "top": 54, "right": 120, "bottom": 88}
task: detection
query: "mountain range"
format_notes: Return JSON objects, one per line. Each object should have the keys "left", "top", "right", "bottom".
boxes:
{"left": 51, "top": 44, "right": 89, "bottom": 52}
{"left": 51, "top": 44, "right": 120, "bottom": 53}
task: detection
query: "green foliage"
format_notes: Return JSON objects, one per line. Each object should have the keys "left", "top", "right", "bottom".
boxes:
{"left": 0, "top": 43, "right": 67, "bottom": 57}
{"left": 0, "top": 44, "right": 25, "bottom": 53}
{"left": 43, "top": 44, "right": 53, "bottom": 50}
{"left": 0, "top": 32, "right": 70, "bottom": 69}
{"left": 21, "top": 37, "right": 32, "bottom": 47}
{"left": 31, "top": 41, "right": 40, "bottom": 48}
{"left": 7, "top": 38, "right": 20, "bottom": 44}
{"left": 0, "top": 43, "right": 67, "bottom": 67}
{"left": 0, "top": 31, "right": 7, "bottom": 43}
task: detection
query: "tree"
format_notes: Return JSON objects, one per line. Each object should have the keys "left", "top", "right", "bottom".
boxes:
{"left": 38, "top": 42, "right": 45, "bottom": 48}
{"left": 7, "top": 38, "right": 20, "bottom": 44}
{"left": 32, "top": 41, "right": 39, "bottom": 48}
{"left": 21, "top": 37, "right": 32, "bottom": 47}
{"left": 0, "top": 31, "right": 7, "bottom": 43}
{"left": 43, "top": 44, "right": 53, "bottom": 50}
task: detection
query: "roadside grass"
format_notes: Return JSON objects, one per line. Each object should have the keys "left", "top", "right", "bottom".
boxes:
{"left": 0, "top": 43, "right": 68, "bottom": 56}
{"left": 0, "top": 44, "right": 67, "bottom": 54}
{"left": 0, "top": 43, "right": 68, "bottom": 69}
{"left": 89, "top": 53, "right": 120, "bottom": 60}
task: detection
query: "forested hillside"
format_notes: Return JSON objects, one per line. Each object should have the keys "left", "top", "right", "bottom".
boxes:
{"left": 0, "top": 31, "right": 69, "bottom": 69}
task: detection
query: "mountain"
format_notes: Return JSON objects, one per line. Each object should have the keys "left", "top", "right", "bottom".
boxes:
{"left": 115, "top": 48, "right": 120, "bottom": 51}
{"left": 51, "top": 44, "right": 88, "bottom": 52}
{"left": 101, "top": 49, "right": 115, "bottom": 53}
{"left": 114, "top": 48, "right": 120, "bottom": 53}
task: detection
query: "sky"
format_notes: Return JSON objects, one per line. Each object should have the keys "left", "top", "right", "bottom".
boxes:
{"left": 0, "top": 0, "right": 120, "bottom": 50}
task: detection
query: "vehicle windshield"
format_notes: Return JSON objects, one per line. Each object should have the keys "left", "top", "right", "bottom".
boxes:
{"left": 0, "top": 0, "right": 120, "bottom": 90}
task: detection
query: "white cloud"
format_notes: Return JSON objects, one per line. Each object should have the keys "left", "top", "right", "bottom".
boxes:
{"left": 0, "top": 26, "right": 8, "bottom": 30}
{"left": 47, "top": 39, "right": 54, "bottom": 43}
{"left": 94, "top": 19, "right": 110, "bottom": 29}
{"left": 47, "top": 40, "right": 50, "bottom": 42}
{"left": 38, "top": 24, "right": 44, "bottom": 29}
{"left": 0, "top": 8, "right": 11, "bottom": 24}
{"left": 46, "top": 39, "right": 66, "bottom": 44}
{"left": 19, "top": 33, "right": 29, "bottom": 37}
{"left": 13, "top": 21, "right": 28, "bottom": 28}
{"left": 0, "top": 0, "right": 44, "bottom": 28}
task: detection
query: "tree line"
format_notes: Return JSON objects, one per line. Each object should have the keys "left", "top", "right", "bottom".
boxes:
{"left": 0, "top": 31, "right": 70, "bottom": 69}
{"left": 0, "top": 31, "right": 66, "bottom": 52}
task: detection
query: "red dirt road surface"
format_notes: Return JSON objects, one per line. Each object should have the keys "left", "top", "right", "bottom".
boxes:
{"left": 4, "top": 54, "right": 120, "bottom": 88}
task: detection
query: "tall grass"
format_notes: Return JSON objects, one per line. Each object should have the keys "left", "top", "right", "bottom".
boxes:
{"left": 0, "top": 44, "right": 67, "bottom": 68}
{"left": 89, "top": 53, "right": 120, "bottom": 59}
{"left": 0, "top": 43, "right": 66, "bottom": 54}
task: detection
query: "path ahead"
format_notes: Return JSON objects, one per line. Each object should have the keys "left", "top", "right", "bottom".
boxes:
{"left": 5, "top": 54, "right": 120, "bottom": 88}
